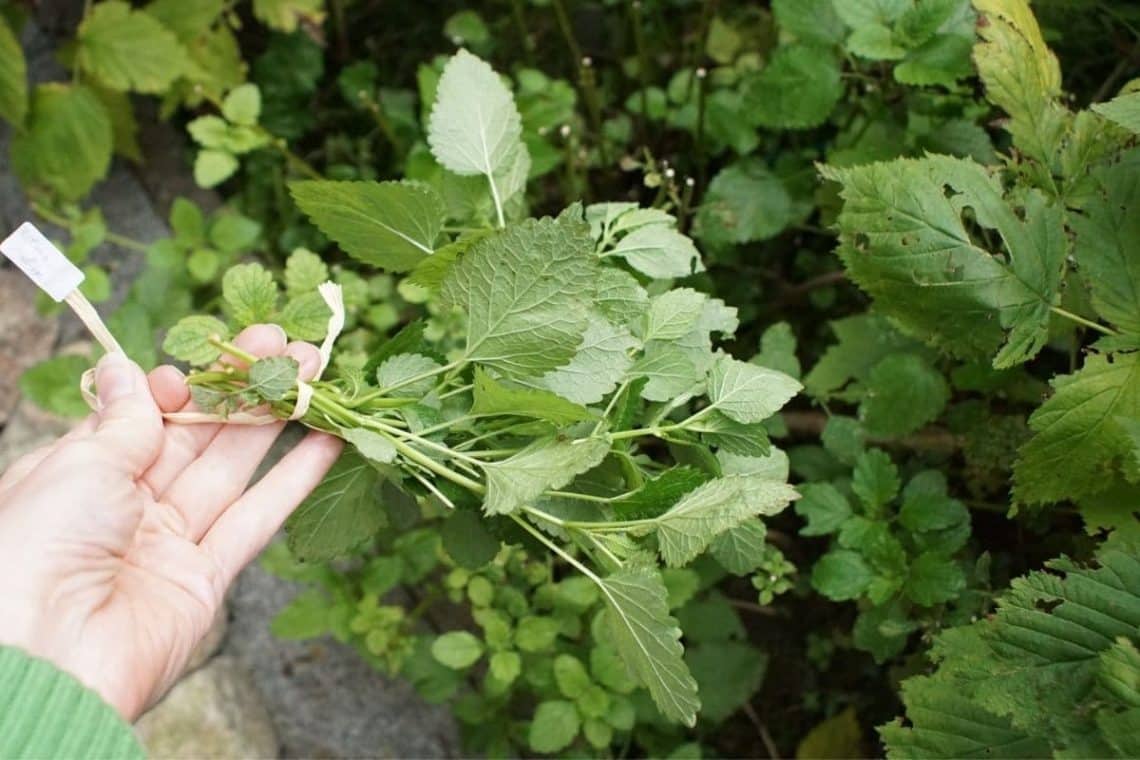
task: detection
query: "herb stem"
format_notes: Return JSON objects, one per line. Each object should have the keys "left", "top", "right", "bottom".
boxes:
{"left": 1049, "top": 306, "right": 1117, "bottom": 336}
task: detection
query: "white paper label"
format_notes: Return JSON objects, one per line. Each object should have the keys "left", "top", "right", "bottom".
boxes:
{"left": 0, "top": 222, "right": 85, "bottom": 302}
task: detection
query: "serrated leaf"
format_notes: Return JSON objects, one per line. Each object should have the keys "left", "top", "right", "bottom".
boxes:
{"left": 852, "top": 449, "right": 901, "bottom": 514}
{"left": 290, "top": 180, "right": 445, "bottom": 272}
{"left": 643, "top": 289, "right": 707, "bottom": 342}
{"left": 428, "top": 49, "right": 524, "bottom": 207}
{"left": 194, "top": 148, "right": 238, "bottom": 188}
{"left": 0, "top": 16, "right": 27, "bottom": 127}
{"left": 973, "top": 0, "right": 1066, "bottom": 166}
{"left": 482, "top": 437, "right": 610, "bottom": 516}
{"left": 599, "top": 567, "right": 700, "bottom": 726}
{"left": 284, "top": 248, "right": 330, "bottom": 296}
{"left": 441, "top": 211, "right": 595, "bottom": 379}
{"left": 376, "top": 353, "right": 442, "bottom": 397}
{"left": 12, "top": 84, "right": 112, "bottom": 201}
{"left": 431, "top": 631, "right": 484, "bottom": 669}
{"left": 1093, "top": 92, "right": 1140, "bottom": 135}
{"left": 528, "top": 700, "right": 580, "bottom": 753}
{"left": 222, "top": 83, "right": 260, "bottom": 126}
{"left": 746, "top": 44, "right": 842, "bottom": 130}
{"left": 285, "top": 450, "right": 386, "bottom": 561}
{"left": 690, "top": 410, "right": 771, "bottom": 457}
{"left": 252, "top": 0, "right": 324, "bottom": 32}
{"left": 707, "top": 355, "right": 801, "bottom": 424}
{"left": 772, "top": 0, "right": 845, "bottom": 45}
{"left": 343, "top": 428, "right": 397, "bottom": 464}
{"left": 539, "top": 315, "right": 640, "bottom": 405}
{"left": 796, "top": 483, "right": 853, "bottom": 536}
{"left": 642, "top": 475, "right": 798, "bottom": 567}
{"left": 608, "top": 224, "right": 703, "bottom": 279}
{"left": 76, "top": 1, "right": 189, "bottom": 94}
{"left": 441, "top": 509, "right": 500, "bottom": 569}
{"left": 631, "top": 342, "right": 704, "bottom": 402}
{"left": 905, "top": 553, "right": 965, "bottom": 606}
{"left": 247, "top": 356, "right": 298, "bottom": 401}
{"left": 710, "top": 519, "right": 769, "bottom": 576}
{"left": 821, "top": 156, "right": 1067, "bottom": 368}
{"left": 813, "top": 549, "right": 875, "bottom": 601}
{"left": 223, "top": 263, "right": 279, "bottom": 325}
{"left": 612, "top": 468, "right": 712, "bottom": 521}
{"left": 472, "top": 366, "right": 594, "bottom": 425}
{"left": 1014, "top": 353, "right": 1140, "bottom": 505}
{"left": 163, "top": 315, "right": 230, "bottom": 365}
{"left": 861, "top": 354, "right": 950, "bottom": 437}
{"left": 146, "top": 0, "right": 225, "bottom": 41}
{"left": 279, "top": 292, "right": 331, "bottom": 342}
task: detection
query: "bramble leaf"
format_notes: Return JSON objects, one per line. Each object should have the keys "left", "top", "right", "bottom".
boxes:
{"left": 285, "top": 451, "right": 386, "bottom": 561}
{"left": 76, "top": 1, "right": 190, "bottom": 94}
{"left": 706, "top": 355, "right": 801, "bottom": 424}
{"left": 539, "top": 315, "right": 639, "bottom": 405}
{"left": 608, "top": 224, "right": 703, "bottom": 280}
{"left": 482, "top": 437, "right": 611, "bottom": 516}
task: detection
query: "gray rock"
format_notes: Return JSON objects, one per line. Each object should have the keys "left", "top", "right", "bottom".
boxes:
{"left": 0, "top": 270, "right": 59, "bottom": 425}
{"left": 135, "top": 656, "right": 279, "bottom": 760}
{"left": 226, "top": 561, "right": 459, "bottom": 759}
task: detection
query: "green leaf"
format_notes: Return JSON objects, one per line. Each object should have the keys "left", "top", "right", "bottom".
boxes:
{"left": 170, "top": 197, "right": 205, "bottom": 244}
{"left": 852, "top": 449, "right": 901, "bottom": 514}
{"left": 516, "top": 615, "right": 561, "bottom": 652}
{"left": 1093, "top": 92, "right": 1140, "bottom": 135}
{"left": 796, "top": 483, "right": 853, "bottom": 536}
{"left": 0, "top": 16, "right": 27, "bottom": 126}
{"left": 772, "top": 0, "right": 845, "bottom": 46}
{"left": 146, "top": 0, "right": 225, "bottom": 41}
{"left": 12, "top": 84, "right": 112, "bottom": 201}
{"left": 612, "top": 468, "right": 712, "bottom": 521}
{"left": 710, "top": 519, "right": 769, "bottom": 576}
{"left": 247, "top": 356, "right": 298, "bottom": 401}
{"left": 746, "top": 45, "right": 842, "bottom": 130}
{"left": 798, "top": 706, "right": 864, "bottom": 760}
{"left": 812, "top": 549, "right": 874, "bottom": 601}
{"left": 252, "top": 0, "right": 324, "bottom": 32}
{"left": 690, "top": 411, "right": 772, "bottom": 457}
{"left": 696, "top": 160, "right": 796, "bottom": 248}
{"left": 269, "top": 589, "right": 333, "bottom": 640}
{"left": 222, "top": 263, "right": 279, "bottom": 326}
{"left": 471, "top": 366, "right": 594, "bottom": 425}
{"left": 860, "top": 354, "right": 949, "bottom": 437}
{"left": 630, "top": 342, "right": 705, "bottom": 402}
{"left": 834, "top": 0, "right": 909, "bottom": 28}
{"left": 279, "top": 292, "right": 332, "bottom": 341}
{"left": 431, "top": 631, "right": 484, "bottom": 669}
{"left": 193, "top": 148, "right": 238, "bottom": 188}
{"left": 528, "top": 700, "right": 580, "bottom": 754}
{"left": 209, "top": 213, "right": 260, "bottom": 255}
{"left": 163, "top": 315, "right": 230, "bottom": 365}
{"left": 1071, "top": 151, "right": 1140, "bottom": 335}
{"left": 76, "top": 1, "right": 189, "bottom": 94}
{"left": 822, "top": 415, "right": 865, "bottom": 465}
{"left": 686, "top": 640, "right": 768, "bottom": 723}
{"left": 973, "top": 0, "right": 1066, "bottom": 166}
{"left": 289, "top": 180, "right": 446, "bottom": 272}
{"left": 489, "top": 651, "right": 521, "bottom": 685}
{"left": 643, "top": 475, "right": 798, "bottom": 567}
{"left": 20, "top": 355, "right": 91, "bottom": 418}
{"left": 608, "top": 224, "right": 703, "bottom": 279}
{"left": 539, "top": 315, "right": 639, "bottom": 405}
{"left": 482, "top": 437, "right": 611, "bottom": 516}
{"left": 221, "top": 83, "right": 260, "bottom": 126}
{"left": 285, "top": 451, "right": 386, "bottom": 562}
{"left": 821, "top": 156, "right": 1067, "bottom": 368}
{"left": 376, "top": 353, "right": 442, "bottom": 397}
{"left": 805, "top": 314, "right": 921, "bottom": 399}
{"left": 441, "top": 211, "right": 596, "bottom": 379}
{"left": 284, "top": 248, "right": 330, "bottom": 296}
{"left": 342, "top": 428, "right": 397, "bottom": 465}
{"left": 1014, "top": 353, "right": 1140, "bottom": 505}
{"left": 644, "top": 289, "right": 707, "bottom": 342}
{"left": 905, "top": 553, "right": 966, "bottom": 606}
{"left": 599, "top": 567, "right": 701, "bottom": 726}
{"left": 441, "top": 509, "right": 501, "bottom": 569}
{"left": 706, "top": 355, "right": 802, "bottom": 424}
{"left": 428, "top": 50, "right": 525, "bottom": 198}
{"left": 554, "top": 654, "right": 593, "bottom": 698}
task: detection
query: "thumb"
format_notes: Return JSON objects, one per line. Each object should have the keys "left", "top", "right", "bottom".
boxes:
{"left": 91, "top": 351, "right": 165, "bottom": 474}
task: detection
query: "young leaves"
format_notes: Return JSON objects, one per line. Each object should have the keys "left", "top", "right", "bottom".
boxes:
{"left": 600, "top": 567, "right": 701, "bottom": 727}
{"left": 821, "top": 156, "right": 1067, "bottom": 368}
{"left": 289, "top": 180, "right": 446, "bottom": 272}
{"left": 427, "top": 49, "right": 527, "bottom": 225}
{"left": 440, "top": 211, "right": 596, "bottom": 379}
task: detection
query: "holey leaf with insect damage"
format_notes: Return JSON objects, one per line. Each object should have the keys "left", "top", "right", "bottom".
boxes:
{"left": 440, "top": 207, "right": 597, "bottom": 379}
{"left": 821, "top": 155, "right": 1067, "bottom": 368}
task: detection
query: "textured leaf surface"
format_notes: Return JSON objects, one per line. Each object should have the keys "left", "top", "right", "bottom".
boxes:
{"left": 1094, "top": 92, "right": 1140, "bottom": 135}
{"left": 76, "top": 1, "right": 189, "bottom": 93}
{"left": 290, "top": 180, "right": 446, "bottom": 272}
{"left": 286, "top": 451, "right": 386, "bottom": 561}
{"left": 12, "top": 84, "right": 112, "bottom": 201}
{"left": 441, "top": 212, "right": 595, "bottom": 378}
{"left": 821, "top": 156, "right": 1066, "bottom": 367}
{"left": 482, "top": 437, "right": 610, "bottom": 515}
{"left": 747, "top": 45, "right": 842, "bottom": 129}
{"left": 706, "top": 356, "right": 801, "bottom": 424}
{"left": 600, "top": 567, "right": 700, "bottom": 726}
{"left": 539, "top": 315, "right": 639, "bottom": 405}
{"left": 472, "top": 366, "right": 594, "bottom": 425}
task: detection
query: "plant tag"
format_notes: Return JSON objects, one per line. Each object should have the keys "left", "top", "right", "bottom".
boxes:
{"left": 0, "top": 222, "right": 85, "bottom": 302}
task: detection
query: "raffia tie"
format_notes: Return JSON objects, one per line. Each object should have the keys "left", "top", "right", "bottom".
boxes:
{"left": 78, "top": 281, "right": 346, "bottom": 426}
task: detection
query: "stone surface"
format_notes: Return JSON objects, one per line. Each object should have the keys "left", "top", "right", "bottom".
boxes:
{"left": 0, "top": 270, "right": 59, "bottom": 425}
{"left": 226, "top": 561, "right": 460, "bottom": 759}
{"left": 135, "top": 656, "right": 279, "bottom": 759}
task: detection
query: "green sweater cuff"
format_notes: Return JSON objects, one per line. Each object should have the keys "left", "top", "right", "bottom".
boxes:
{"left": 0, "top": 645, "right": 144, "bottom": 759}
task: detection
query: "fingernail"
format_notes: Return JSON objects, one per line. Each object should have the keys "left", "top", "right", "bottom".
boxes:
{"left": 270, "top": 324, "right": 288, "bottom": 344}
{"left": 96, "top": 352, "right": 136, "bottom": 403}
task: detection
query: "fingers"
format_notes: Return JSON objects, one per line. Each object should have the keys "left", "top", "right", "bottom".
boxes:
{"left": 161, "top": 335, "right": 323, "bottom": 541}
{"left": 200, "top": 431, "right": 343, "bottom": 587}
{"left": 88, "top": 352, "right": 165, "bottom": 475}
{"left": 142, "top": 325, "right": 290, "bottom": 495}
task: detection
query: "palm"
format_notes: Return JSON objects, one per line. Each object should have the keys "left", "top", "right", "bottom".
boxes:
{"left": 0, "top": 326, "right": 341, "bottom": 719}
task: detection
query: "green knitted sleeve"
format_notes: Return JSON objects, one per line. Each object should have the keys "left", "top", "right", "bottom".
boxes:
{"left": 0, "top": 646, "right": 144, "bottom": 759}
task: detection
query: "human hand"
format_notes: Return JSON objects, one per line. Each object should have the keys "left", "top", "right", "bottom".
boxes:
{"left": 0, "top": 325, "right": 343, "bottom": 720}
